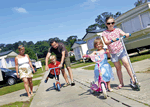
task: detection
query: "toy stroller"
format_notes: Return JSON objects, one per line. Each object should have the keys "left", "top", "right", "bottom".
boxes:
{"left": 84, "top": 55, "right": 108, "bottom": 99}
{"left": 116, "top": 34, "right": 140, "bottom": 91}
{"left": 49, "top": 67, "right": 61, "bottom": 91}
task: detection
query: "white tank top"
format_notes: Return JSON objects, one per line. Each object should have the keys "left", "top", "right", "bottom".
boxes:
{"left": 18, "top": 55, "right": 30, "bottom": 68}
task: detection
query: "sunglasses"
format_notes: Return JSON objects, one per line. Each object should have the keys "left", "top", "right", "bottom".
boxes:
{"left": 107, "top": 22, "right": 115, "bottom": 25}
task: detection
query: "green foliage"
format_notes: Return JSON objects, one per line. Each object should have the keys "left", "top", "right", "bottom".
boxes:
{"left": 25, "top": 47, "right": 37, "bottom": 60}
{"left": 70, "top": 56, "right": 75, "bottom": 63}
{"left": 34, "top": 41, "right": 49, "bottom": 58}
{"left": 134, "top": 0, "right": 148, "bottom": 7}
{"left": 86, "top": 12, "right": 121, "bottom": 32}
{"left": 0, "top": 36, "right": 80, "bottom": 59}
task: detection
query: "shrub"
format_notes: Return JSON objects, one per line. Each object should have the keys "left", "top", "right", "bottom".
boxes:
{"left": 70, "top": 56, "right": 76, "bottom": 63}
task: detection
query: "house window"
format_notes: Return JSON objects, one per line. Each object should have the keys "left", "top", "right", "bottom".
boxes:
{"left": 122, "top": 16, "right": 142, "bottom": 33}
{"left": 140, "top": 12, "right": 150, "bottom": 28}
{"left": 131, "top": 16, "right": 142, "bottom": 32}
{"left": 122, "top": 20, "right": 133, "bottom": 33}
{"left": 5, "top": 58, "right": 15, "bottom": 68}
{"left": 0, "top": 59, "right": 3, "bottom": 68}
{"left": 87, "top": 36, "right": 99, "bottom": 50}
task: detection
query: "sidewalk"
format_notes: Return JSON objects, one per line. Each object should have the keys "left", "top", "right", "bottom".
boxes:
{"left": 72, "top": 59, "right": 150, "bottom": 106}
{"left": 0, "top": 77, "right": 42, "bottom": 106}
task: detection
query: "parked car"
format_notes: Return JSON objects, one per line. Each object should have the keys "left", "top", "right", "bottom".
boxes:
{"left": 0, "top": 64, "right": 37, "bottom": 86}
{"left": 0, "top": 68, "right": 21, "bottom": 85}
{"left": 32, "top": 64, "right": 37, "bottom": 73}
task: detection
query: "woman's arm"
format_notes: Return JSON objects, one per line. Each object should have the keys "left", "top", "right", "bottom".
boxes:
{"left": 26, "top": 54, "right": 35, "bottom": 73}
{"left": 15, "top": 57, "right": 19, "bottom": 78}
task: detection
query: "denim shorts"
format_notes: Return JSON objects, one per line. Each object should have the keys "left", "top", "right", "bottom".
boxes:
{"left": 110, "top": 49, "right": 127, "bottom": 62}
{"left": 48, "top": 73, "right": 59, "bottom": 81}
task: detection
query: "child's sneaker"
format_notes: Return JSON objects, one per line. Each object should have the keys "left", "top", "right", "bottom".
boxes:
{"left": 44, "top": 79, "right": 48, "bottom": 83}
{"left": 107, "top": 88, "right": 113, "bottom": 92}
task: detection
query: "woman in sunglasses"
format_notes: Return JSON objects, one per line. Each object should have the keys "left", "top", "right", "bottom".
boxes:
{"left": 102, "top": 17, "right": 135, "bottom": 89}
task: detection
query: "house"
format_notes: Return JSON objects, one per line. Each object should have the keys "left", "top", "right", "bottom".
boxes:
{"left": 82, "top": 29, "right": 107, "bottom": 54}
{"left": 0, "top": 50, "right": 18, "bottom": 70}
{"left": 71, "top": 41, "right": 88, "bottom": 61}
{"left": 115, "top": 2, "right": 150, "bottom": 53}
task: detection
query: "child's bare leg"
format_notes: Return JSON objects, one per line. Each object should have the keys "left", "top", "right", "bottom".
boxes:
{"left": 106, "top": 81, "right": 113, "bottom": 91}
{"left": 121, "top": 56, "right": 135, "bottom": 83}
{"left": 113, "top": 61, "right": 124, "bottom": 86}
{"left": 106, "top": 81, "right": 111, "bottom": 89}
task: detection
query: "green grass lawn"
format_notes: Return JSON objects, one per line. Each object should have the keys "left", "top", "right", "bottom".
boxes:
{"left": 0, "top": 80, "right": 41, "bottom": 96}
{"left": 71, "top": 62, "right": 95, "bottom": 69}
{"left": 1, "top": 101, "right": 30, "bottom": 107}
{"left": 83, "top": 51, "right": 150, "bottom": 70}
{"left": 35, "top": 65, "right": 45, "bottom": 75}
{"left": 32, "top": 74, "right": 43, "bottom": 79}
{"left": 1, "top": 97, "right": 34, "bottom": 107}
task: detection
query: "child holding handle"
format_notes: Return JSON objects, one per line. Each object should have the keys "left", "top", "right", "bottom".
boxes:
{"left": 102, "top": 16, "right": 135, "bottom": 89}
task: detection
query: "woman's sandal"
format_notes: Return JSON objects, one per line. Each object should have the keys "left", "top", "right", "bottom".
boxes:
{"left": 63, "top": 83, "right": 70, "bottom": 87}
{"left": 31, "top": 93, "right": 34, "bottom": 96}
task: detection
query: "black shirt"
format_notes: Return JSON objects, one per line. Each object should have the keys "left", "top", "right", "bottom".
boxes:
{"left": 48, "top": 43, "right": 68, "bottom": 59}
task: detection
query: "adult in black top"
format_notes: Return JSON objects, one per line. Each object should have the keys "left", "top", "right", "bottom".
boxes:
{"left": 45, "top": 40, "right": 75, "bottom": 86}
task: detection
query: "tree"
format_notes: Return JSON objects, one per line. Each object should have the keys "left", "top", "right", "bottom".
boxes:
{"left": 34, "top": 41, "right": 50, "bottom": 58}
{"left": 66, "top": 36, "right": 78, "bottom": 51}
{"left": 134, "top": 0, "right": 149, "bottom": 7}
{"left": 86, "top": 12, "right": 121, "bottom": 32}
{"left": 25, "top": 47, "right": 37, "bottom": 60}
{"left": 86, "top": 23, "right": 100, "bottom": 32}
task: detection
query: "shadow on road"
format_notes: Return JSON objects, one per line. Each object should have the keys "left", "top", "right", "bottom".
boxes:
{"left": 45, "top": 83, "right": 65, "bottom": 92}
{"left": 78, "top": 89, "right": 107, "bottom": 100}
{"left": 20, "top": 91, "right": 36, "bottom": 97}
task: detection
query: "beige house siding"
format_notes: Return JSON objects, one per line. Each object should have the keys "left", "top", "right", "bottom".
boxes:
{"left": 115, "top": 2, "right": 150, "bottom": 51}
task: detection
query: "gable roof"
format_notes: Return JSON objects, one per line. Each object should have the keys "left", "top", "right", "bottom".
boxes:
{"left": 75, "top": 41, "right": 86, "bottom": 44}
{"left": 0, "top": 50, "right": 14, "bottom": 57}
{"left": 72, "top": 41, "right": 86, "bottom": 49}
{"left": 82, "top": 29, "right": 105, "bottom": 40}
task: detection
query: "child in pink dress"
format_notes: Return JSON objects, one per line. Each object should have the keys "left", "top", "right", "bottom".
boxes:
{"left": 102, "top": 16, "right": 135, "bottom": 89}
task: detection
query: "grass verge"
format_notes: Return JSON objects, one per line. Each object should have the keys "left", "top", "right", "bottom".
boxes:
{"left": 0, "top": 80, "right": 41, "bottom": 96}
{"left": 136, "top": 67, "right": 150, "bottom": 73}
{"left": 32, "top": 74, "right": 43, "bottom": 79}
{"left": 34, "top": 65, "right": 45, "bottom": 75}
{"left": 1, "top": 101, "right": 30, "bottom": 107}
{"left": 71, "top": 62, "right": 95, "bottom": 69}
{"left": 1, "top": 97, "right": 34, "bottom": 107}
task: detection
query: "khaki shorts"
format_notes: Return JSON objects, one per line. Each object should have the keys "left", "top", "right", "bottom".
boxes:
{"left": 57, "top": 57, "right": 71, "bottom": 69}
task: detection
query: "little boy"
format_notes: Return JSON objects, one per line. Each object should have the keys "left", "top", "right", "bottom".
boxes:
{"left": 44, "top": 55, "right": 60, "bottom": 83}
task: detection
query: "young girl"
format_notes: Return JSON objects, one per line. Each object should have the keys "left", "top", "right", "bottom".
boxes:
{"left": 102, "top": 16, "right": 135, "bottom": 89}
{"left": 84, "top": 38, "right": 114, "bottom": 91}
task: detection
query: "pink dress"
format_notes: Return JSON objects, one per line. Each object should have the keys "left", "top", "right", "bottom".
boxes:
{"left": 102, "top": 28, "right": 123, "bottom": 54}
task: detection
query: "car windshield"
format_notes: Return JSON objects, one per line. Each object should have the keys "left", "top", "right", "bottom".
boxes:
{"left": 0, "top": 68, "right": 13, "bottom": 72}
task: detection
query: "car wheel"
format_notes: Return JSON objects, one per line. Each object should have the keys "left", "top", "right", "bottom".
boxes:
{"left": 7, "top": 78, "right": 16, "bottom": 85}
